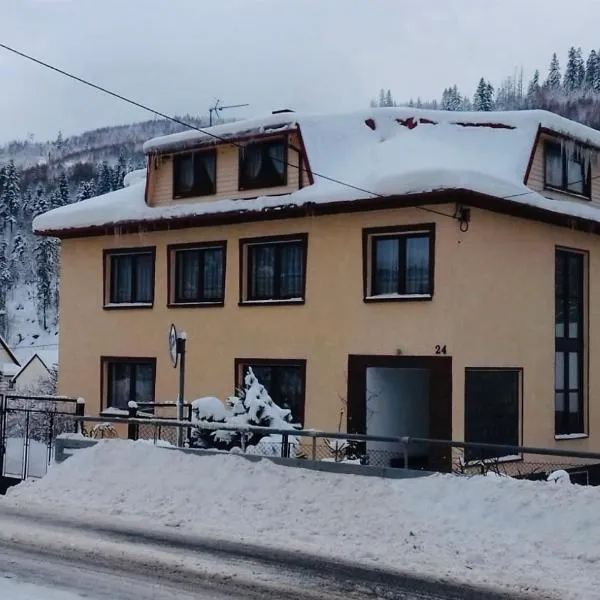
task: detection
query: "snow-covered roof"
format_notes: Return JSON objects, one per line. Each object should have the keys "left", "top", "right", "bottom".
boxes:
{"left": 32, "top": 107, "right": 600, "bottom": 236}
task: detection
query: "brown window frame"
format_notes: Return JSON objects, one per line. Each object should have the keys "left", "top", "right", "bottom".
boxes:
{"left": 555, "top": 246, "right": 589, "bottom": 438}
{"left": 100, "top": 356, "right": 157, "bottom": 413}
{"left": 234, "top": 358, "right": 307, "bottom": 425}
{"left": 167, "top": 241, "right": 227, "bottom": 307}
{"left": 239, "top": 233, "right": 308, "bottom": 306}
{"left": 464, "top": 367, "right": 523, "bottom": 463}
{"left": 238, "top": 138, "right": 288, "bottom": 191}
{"left": 362, "top": 224, "right": 435, "bottom": 302}
{"left": 172, "top": 149, "right": 217, "bottom": 199}
{"left": 103, "top": 247, "right": 156, "bottom": 309}
{"left": 543, "top": 139, "right": 592, "bottom": 199}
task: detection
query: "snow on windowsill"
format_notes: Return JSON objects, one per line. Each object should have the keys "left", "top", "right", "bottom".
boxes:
{"left": 555, "top": 433, "right": 588, "bottom": 440}
{"left": 100, "top": 408, "right": 155, "bottom": 418}
{"left": 240, "top": 298, "right": 304, "bottom": 305}
{"left": 543, "top": 185, "right": 592, "bottom": 202}
{"left": 365, "top": 293, "right": 432, "bottom": 300}
{"left": 103, "top": 302, "right": 153, "bottom": 309}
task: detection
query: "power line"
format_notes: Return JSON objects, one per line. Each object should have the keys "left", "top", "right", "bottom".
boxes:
{"left": 0, "top": 42, "right": 457, "bottom": 221}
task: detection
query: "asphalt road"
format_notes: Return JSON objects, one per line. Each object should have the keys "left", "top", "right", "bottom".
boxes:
{"left": 0, "top": 507, "right": 544, "bottom": 600}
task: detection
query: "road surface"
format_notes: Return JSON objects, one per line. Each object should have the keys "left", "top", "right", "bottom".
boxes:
{"left": 0, "top": 507, "right": 543, "bottom": 600}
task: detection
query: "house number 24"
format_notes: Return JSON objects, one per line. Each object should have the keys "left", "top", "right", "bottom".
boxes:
{"left": 434, "top": 345, "right": 447, "bottom": 355}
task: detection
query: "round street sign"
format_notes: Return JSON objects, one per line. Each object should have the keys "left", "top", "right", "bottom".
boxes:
{"left": 168, "top": 323, "right": 178, "bottom": 368}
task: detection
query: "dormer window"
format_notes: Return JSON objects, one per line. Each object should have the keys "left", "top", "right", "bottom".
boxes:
{"left": 173, "top": 150, "right": 216, "bottom": 198}
{"left": 239, "top": 139, "right": 287, "bottom": 190}
{"left": 544, "top": 140, "right": 591, "bottom": 199}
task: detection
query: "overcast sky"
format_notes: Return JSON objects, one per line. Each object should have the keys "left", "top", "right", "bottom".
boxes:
{"left": 1, "top": 0, "right": 600, "bottom": 143}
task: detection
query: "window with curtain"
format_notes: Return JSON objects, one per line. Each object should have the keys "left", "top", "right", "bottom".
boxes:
{"left": 243, "top": 236, "right": 306, "bottom": 302}
{"left": 555, "top": 248, "right": 586, "bottom": 435}
{"left": 239, "top": 139, "right": 287, "bottom": 190}
{"left": 365, "top": 227, "right": 433, "bottom": 299}
{"left": 236, "top": 360, "right": 306, "bottom": 424}
{"left": 544, "top": 140, "right": 591, "bottom": 198}
{"left": 108, "top": 249, "right": 154, "bottom": 305}
{"left": 172, "top": 244, "right": 225, "bottom": 304}
{"left": 173, "top": 150, "right": 216, "bottom": 198}
{"left": 105, "top": 359, "right": 155, "bottom": 411}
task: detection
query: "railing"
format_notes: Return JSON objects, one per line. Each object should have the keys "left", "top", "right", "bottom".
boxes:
{"left": 69, "top": 412, "right": 600, "bottom": 485}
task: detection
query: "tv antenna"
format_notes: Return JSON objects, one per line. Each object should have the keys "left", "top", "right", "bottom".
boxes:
{"left": 209, "top": 99, "right": 249, "bottom": 126}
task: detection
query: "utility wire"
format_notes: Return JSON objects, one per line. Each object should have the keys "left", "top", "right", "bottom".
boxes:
{"left": 0, "top": 41, "right": 597, "bottom": 221}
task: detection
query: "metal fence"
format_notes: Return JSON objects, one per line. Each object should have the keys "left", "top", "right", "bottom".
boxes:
{"left": 0, "top": 393, "right": 83, "bottom": 484}
{"left": 71, "top": 411, "right": 600, "bottom": 486}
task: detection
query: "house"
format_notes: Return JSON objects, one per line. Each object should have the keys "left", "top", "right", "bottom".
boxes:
{"left": 10, "top": 353, "right": 55, "bottom": 394}
{"left": 0, "top": 337, "right": 20, "bottom": 391}
{"left": 32, "top": 107, "right": 600, "bottom": 471}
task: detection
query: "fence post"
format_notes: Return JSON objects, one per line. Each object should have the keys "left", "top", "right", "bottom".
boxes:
{"left": 75, "top": 398, "right": 85, "bottom": 434}
{"left": 311, "top": 436, "right": 317, "bottom": 461}
{"left": 281, "top": 433, "right": 289, "bottom": 458}
{"left": 128, "top": 401, "right": 138, "bottom": 441}
{"left": 401, "top": 436, "right": 409, "bottom": 470}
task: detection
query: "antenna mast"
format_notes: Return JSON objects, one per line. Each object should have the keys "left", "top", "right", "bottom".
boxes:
{"left": 209, "top": 99, "right": 250, "bottom": 126}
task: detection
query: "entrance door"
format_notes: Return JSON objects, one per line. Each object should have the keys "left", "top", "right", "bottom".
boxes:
{"left": 347, "top": 355, "right": 452, "bottom": 472}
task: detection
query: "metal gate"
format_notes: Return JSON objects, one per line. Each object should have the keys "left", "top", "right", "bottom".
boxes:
{"left": 0, "top": 394, "right": 81, "bottom": 487}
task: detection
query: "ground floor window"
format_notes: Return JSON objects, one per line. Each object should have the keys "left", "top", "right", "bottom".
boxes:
{"left": 235, "top": 359, "right": 306, "bottom": 425}
{"left": 464, "top": 368, "right": 521, "bottom": 461}
{"left": 103, "top": 357, "right": 156, "bottom": 412}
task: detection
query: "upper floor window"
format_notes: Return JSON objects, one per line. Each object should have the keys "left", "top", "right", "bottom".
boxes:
{"left": 239, "top": 139, "right": 287, "bottom": 190}
{"left": 105, "top": 248, "right": 155, "bottom": 307}
{"left": 555, "top": 248, "right": 587, "bottom": 437}
{"left": 173, "top": 150, "right": 216, "bottom": 198}
{"left": 103, "top": 357, "right": 156, "bottom": 412}
{"left": 240, "top": 234, "right": 307, "bottom": 304}
{"left": 363, "top": 224, "right": 434, "bottom": 301}
{"left": 544, "top": 140, "right": 591, "bottom": 198}
{"left": 169, "top": 242, "right": 226, "bottom": 306}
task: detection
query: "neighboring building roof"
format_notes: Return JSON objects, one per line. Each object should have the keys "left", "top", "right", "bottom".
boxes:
{"left": 1, "top": 363, "right": 20, "bottom": 377}
{"left": 0, "top": 335, "right": 20, "bottom": 368}
{"left": 11, "top": 352, "right": 52, "bottom": 383}
{"left": 32, "top": 107, "right": 600, "bottom": 237}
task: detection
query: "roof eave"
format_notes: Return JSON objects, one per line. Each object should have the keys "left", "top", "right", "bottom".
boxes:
{"left": 33, "top": 188, "right": 600, "bottom": 239}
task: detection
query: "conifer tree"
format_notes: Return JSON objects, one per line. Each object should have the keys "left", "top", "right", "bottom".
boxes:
{"left": 546, "top": 52, "right": 562, "bottom": 90}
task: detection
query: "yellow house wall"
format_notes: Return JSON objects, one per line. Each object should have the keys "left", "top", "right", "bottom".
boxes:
{"left": 57, "top": 203, "right": 600, "bottom": 452}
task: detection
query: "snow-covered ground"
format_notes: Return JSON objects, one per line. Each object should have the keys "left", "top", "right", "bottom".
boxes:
{"left": 0, "top": 578, "right": 84, "bottom": 600}
{"left": 2, "top": 440, "right": 598, "bottom": 599}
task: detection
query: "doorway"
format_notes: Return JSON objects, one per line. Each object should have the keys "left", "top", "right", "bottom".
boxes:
{"left": 347, "top": 355, "right": 452, "bottom": 472}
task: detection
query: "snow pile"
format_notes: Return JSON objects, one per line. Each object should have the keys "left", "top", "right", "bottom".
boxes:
{"left": 123, "top": 167, "right": 146, "bottom": 187}
{"left": 190, "top": 367, "right": 299, "bottom": 456}
{"left": 4, "top": 440, "right": 600, "bottom": 599}
{"left": 547, "top": 469, "right": 572, "bottom": 484}
{"left": 32, "top": 107, "right": 600, "bottom": 235}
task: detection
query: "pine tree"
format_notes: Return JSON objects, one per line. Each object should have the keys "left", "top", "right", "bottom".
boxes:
{"left": 473, "top": 78, "right": 494, "bottom": 111}
{"left": 95, "top": 161, "right": 113, "bottom": 195}
{"left": 527, "top": 70, "right": 541, "bottom": 105}
{"left": 546, "top": 52, "right": 562, "bottom": 90}
{"left": 385, "top": 89, "right": 394, "bottom": 107}
{"left": 1, "top": 160, "right": 21, "bottom": 232}
{"left": 11, "top": 233, "right": 26, "bottom": 262}
{"left": 57, "top": 171, "right": 70, "bottom": 206}
{"left": 378, "top": 88, "right": 386, "bottom": 107}
{"left": 441, "top": 85, "right": 463, "bottom": 111}
{"left": 585, "top": 50, "right": 599, "bottom": 91}
{"left": 76, "top": 180, "right": 96, "bottom": 202}
{"left": 34, "top": 237, "right": 57, "bottom": 330}
{"left": 112, "top": 154, "right": 128, "bottom": 190}
{"left": 32, "top": 184, "right": 50, "bottom": 217}
{"left": 564, "top": 46, "right": 584, "bottom": 93}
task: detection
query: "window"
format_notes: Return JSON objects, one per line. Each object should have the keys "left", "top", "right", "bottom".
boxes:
{"left": 169, "top": 242, "right": 226, "bottom": 306}
{"left": 363, "top": 225, "right": 434, "bottom": 300}
{"left": 235, "top": 359, "right": 306, "bottom": 425}
{"left": 240, "top": 234, "right": 307, "bottom": 303}
{"left": 239, "top": 139, "right": 287, "bottom": 190}
{"left": 465, "top": 368, "right": 521, "bottom": 462}
{"left": 103, "top": 358, "right": 156, "bottom": 412}
{"left": 544, "top": 140, "right": 591, "bottom": 198}
{"left": 555, "top": 248, "right": 587, "bottom": 436}
{"left": 173, "top": 150, "right": 216, "bottom": 198}
{"left": 105, "top": 248, "right": 155, "bottom": 306}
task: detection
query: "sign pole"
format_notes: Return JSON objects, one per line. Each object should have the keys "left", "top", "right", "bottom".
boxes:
{"left": 176, "top": 332, "right": 187, "bottom": 447}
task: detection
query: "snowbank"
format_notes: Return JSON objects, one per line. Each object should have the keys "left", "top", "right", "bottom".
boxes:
{"left": 4, "top": 439, "right": 600, "bottom": 599}
{"left": 32, "top": 107, "right": 600, "bottom": 235}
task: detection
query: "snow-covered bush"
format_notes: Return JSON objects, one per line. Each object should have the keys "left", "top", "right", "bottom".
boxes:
{"left": 189, "top": 367, "right": 300, "bottom": 456}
